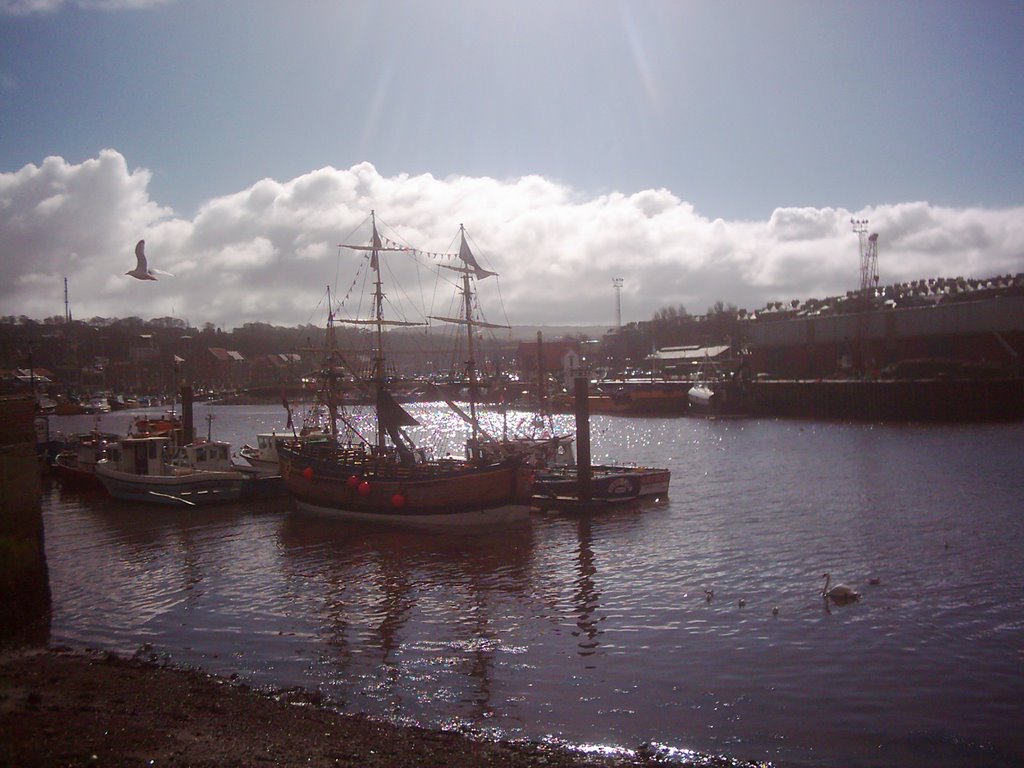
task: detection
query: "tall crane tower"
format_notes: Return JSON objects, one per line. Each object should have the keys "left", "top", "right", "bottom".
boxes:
{"left": 851, "top": 219, "right": 880, "bottom": 297}
{"left": 850, "top": 219, "right": 880, "bottom": 373}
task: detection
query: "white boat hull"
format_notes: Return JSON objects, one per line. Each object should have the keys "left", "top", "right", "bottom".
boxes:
{"left": 95, "top": 464, "right": 245, "bottom": 506}
{"left": 688, "top": 384, "right": 716, "bottom": 410}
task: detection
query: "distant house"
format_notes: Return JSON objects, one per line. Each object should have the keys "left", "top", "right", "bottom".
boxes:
{"left": 120, "top": 334, "right": 164, "bottom": 392}
{"left": 249, "top": 353, "right": 304, "bottom": 387}
{"left": 0, "top": 368, "right": 55, "bottom": 396}
{"left": 195, "top": 347, "right": 248, "bottom": 390}
{"left": 517, "top": 339, "right": 582, "bottom": 389}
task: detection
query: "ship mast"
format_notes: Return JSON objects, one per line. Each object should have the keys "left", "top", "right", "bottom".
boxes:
{"left": 428, "top": 225, "right": 507, "bottom": 461}
{"left": 460, "top": 230, "right": 481, "bottom": 449}
{"left": 324, "top": 285, "right": 340, "bottom": 439}
{"left": 337, "top": 211, "right": 424, "bottom": 456}
{"left": 370, "top": 211, "right": 387, "bottom": 453}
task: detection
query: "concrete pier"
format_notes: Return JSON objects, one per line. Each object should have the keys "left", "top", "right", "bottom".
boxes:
{"left": 0, "top": 396, "right": 50, "bottom": 644}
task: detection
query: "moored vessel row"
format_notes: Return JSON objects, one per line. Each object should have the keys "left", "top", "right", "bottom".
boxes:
{"left": 52, "top": 212, "right": 670, "bottom": 523}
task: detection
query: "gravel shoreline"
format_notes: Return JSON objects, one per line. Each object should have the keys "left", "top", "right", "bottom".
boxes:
{"left": 0, "top": 646, "right": 755, "bottom": 768}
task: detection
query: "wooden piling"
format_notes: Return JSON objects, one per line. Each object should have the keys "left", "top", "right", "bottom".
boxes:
{"left": 573, "top": 376, "right": 592, "bottom": 502}
{"left": 181, "top": 385, "right": 195, "bottom": 445}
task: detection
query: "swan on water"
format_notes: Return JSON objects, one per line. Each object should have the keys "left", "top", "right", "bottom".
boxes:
{"left": 821, "top": 572, "right": 860, "bottom": 602}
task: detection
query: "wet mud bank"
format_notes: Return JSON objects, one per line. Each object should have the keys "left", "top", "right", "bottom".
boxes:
{"left": 0, "top": 647, "right": 755, "bottom": 768}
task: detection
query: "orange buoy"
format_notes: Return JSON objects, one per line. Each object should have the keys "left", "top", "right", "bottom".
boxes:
{"left": 391, "top": 493, "right": 406, "bottom": 508}
{"left": 358, "top": 481, "right": 371, "bottom": 496}
{"left": 346, "top": 475, "right": 360, "bottom": 488}
{"left": 302, "top": 466, "right": 314, "bottom": 480}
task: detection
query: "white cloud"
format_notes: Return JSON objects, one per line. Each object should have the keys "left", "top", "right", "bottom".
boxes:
{"left": 1, "top": 150, "right": 1022, "bottom": 328}
{"left": 0, "top": 0, "right": 169, "bottom": 14}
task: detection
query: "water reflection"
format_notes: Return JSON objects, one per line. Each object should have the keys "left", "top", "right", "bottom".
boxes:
{"left": 275, "top": 514, "right": 538, "bottom": 723}
{"left": 47, "top": 481, "right": 282, "bottom": 654}
{"left": 572, "top": 518, "right": 601, "bottom": 657}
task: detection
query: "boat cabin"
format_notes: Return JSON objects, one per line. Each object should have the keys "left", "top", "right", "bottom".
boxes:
{"left": 256, "top": 433, "right": 279, "bottom": 452}
{"left": 173, "top": 440, "right": 234, "bottom": 471}
{"left": 472, "top": 435, "right": 576, "bottom": 468}
{"left": 106, "top": 436, "right": 172, "bottom": 476}
{"left": 104, "top": 436, "right": 235, "bottom": 476}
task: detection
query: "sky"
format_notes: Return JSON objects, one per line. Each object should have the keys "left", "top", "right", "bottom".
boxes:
{"left": 1, "top": 0, "right": 1022, "bottom": 330}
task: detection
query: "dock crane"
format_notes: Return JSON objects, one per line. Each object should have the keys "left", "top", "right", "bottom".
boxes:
{"left": 852, "top": 219, "right": 880, "bottom": 297}
{"left": 851, "top": 219, "right": 880, "bottom": 372}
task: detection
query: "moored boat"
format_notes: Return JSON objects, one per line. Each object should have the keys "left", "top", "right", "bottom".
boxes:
{"left": 239, "top": 431, "right": 290, "bottom": 474}
{"left": 476, "top": 432, "right": 671, "bottom": 502}
{"left": 130, "top": 410, "right": 183, "bottom": 440}
{"left": 552, "top": 379, "right": 692, "bottom": 416}
{"left": 279, "top": 212, "right": 534, "bottom": 526}
{"left": 533, "top": 464, "right": 671, "bottom": 500}
{"left": 687, "top": 354, "right": 752, "bottom": 416}
{"left": 52, "top": 430, "right": 121, "bottom": 487}
{"left": 54, "top": 398, "right": 87, "bottom": 416}
{"left": 280, "top": 442, "right": 531, "bottom": 525}
{"left": 508, "top": 434, "right": 670, "bottom": 501}
{"left": 83, "top": 395, "right": 111, "bottom": 414}
{"left": 687, "top": 378, "right": 750, "bottom": 416}
{"left": 687, "top": 382, "right": 717, "bottom": 411}
{"left": 95, "top": 435, "right": 273, "bottom": 506}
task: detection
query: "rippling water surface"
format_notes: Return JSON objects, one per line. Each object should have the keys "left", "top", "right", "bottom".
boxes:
{"left": 43, "top": 405, "right": 1024, "bottom": 767}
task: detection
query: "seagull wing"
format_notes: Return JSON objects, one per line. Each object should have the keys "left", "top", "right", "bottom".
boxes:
{"left": 134, "top": 240, "right": 149, "bottom": 271}
{"left": 150, "top": 268, "right": 175, "bottom": 277}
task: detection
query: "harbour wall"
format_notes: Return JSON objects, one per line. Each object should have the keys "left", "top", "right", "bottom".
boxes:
{"left": 748, "top": 295, "right": 1024, "bottom": 378}
{"left": 749, "top": 377, "right": 1024, "bottom": 422}
{"left": 0, "top": 396, "right": 50, "bottom": 644}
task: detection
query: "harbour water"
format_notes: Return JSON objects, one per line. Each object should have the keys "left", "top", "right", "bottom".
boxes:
{"left": 42, "top": 405, "right": 1024, "bottom": 767}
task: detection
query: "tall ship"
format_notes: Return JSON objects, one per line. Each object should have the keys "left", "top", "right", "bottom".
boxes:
{"left": 278, "top": 213, "right": 534, "bottom": 526}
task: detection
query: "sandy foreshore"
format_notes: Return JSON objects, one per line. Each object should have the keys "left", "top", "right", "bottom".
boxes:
{"left": 0, "top": 646, "right": 749, "bottom": 768}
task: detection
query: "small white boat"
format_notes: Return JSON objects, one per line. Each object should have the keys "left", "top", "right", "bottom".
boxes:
{"left": 238, "top": 432, "right": 290, "bottom": 474}
{"left": 95, "top": 435, "right": 257, "bottom": 506}
{"left": 686, "top": 354, "right": 752, "bottom": 416}
{"left": 83, "top": 395, "right": 112, "bottom": 414}
{"left": 687, "top": 382, "right": 717, "bottom": 411}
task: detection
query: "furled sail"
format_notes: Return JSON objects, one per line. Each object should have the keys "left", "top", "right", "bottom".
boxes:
{"left": 428, "top": 315, "right": 509, "bottom": 330}
{"left": 377, "top": 388, "right": 419, "bottom": 461}
{"left": 458, "top": 235, "right": 496, "bottom": 280}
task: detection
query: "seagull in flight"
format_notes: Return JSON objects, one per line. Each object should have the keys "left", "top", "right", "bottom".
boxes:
{"left": 126, "top": 239, "right": 173, "bottom": 280}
